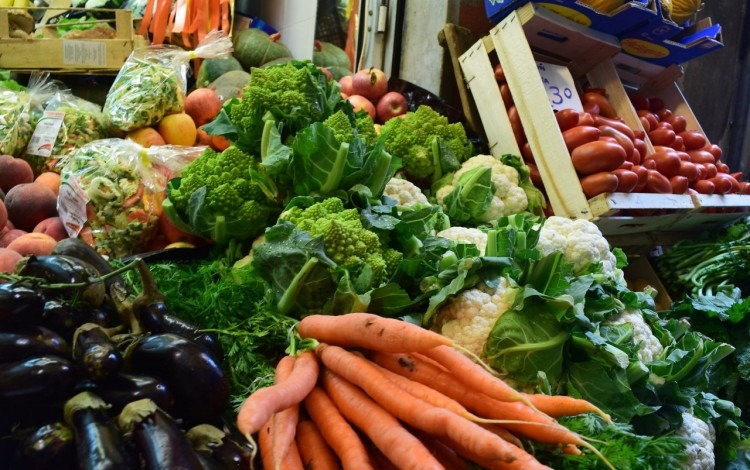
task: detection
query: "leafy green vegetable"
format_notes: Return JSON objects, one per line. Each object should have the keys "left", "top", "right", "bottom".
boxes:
{"left": 440, "top": 166, "right": 495, "bottom": 224}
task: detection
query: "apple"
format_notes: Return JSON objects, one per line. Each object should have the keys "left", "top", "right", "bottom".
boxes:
{"left": 339, "top": 75, "right": 354, "bottom": 96}
{"left": 351, "top": 67, "right": 388, "bottom": 101}
{"left": 317, "top": 66, "right": 333, "bottom": 81}
{"left": 376, "top": 91, "right": 408, "bottom": 123}
{"left": 346, "top": 95, "right": 376, "bottom": 120}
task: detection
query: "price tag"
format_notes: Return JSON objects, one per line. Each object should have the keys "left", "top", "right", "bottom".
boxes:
{"left": 63, "top": 40, "right": 107, "bottom": 67}
{"left": 58, "top": 173, "right": 90, "bottom": 238}
{"left": 536, "top": 61, "right": 583, "bottom": 113}
{"left": 26, "top": 110, "right": 65, "bottom": 157}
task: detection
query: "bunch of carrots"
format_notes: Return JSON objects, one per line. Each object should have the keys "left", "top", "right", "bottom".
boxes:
{"left": 236, "top": 313, "right": 615, "bottom": 470}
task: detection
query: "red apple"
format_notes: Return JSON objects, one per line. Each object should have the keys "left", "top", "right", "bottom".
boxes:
{"left": 376, "top": 91, "right": 408, "bottom": 124}
{"left": 346, "top": 95, "right": 376, "bottom": 120}
{"left": 351, "top": 67, "right": 388, "bottom": 101}
{"left": 339, "top": 75, "right": 354, "bottom": 96}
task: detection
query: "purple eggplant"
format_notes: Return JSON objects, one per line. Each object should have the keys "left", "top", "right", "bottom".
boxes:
{"left": 0, "top": 356, "right": 76, "bottom": 402}
{"left": 15, "top": 255, "right": 106, "bottom": 307}
{"left": 0, "top": 282, "right": 45, "bottom": 325}
{"left": 18, "top": 422, "right": 76, "bottom": 470}
{"left": 0, "top": 325, "right": 68, "bottom": 363}
{"left": 72, "top": 323, "right": 122, "bottom": 380}
{"left": 186, "top": 424, "right": 253, "bottom": 470}
{"left": 88, "top": 373, "right": 175, "bottom": 415}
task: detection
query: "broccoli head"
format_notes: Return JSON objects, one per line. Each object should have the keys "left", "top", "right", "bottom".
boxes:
{"left": 380, "top": 105, "right": 473, "bottom": 181}
{"left": 322, "top": 109, "right": 378, "bottom": 146}
{"left": 164, "top": 145, "right": 274, "bottom": 245}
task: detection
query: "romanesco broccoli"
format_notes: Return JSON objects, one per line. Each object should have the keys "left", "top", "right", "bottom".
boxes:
{"left": 380, "top": 105, "right": 473, "bottom": 181}
{"left": 322, "top": 109, "right": 378, "bottom": 145}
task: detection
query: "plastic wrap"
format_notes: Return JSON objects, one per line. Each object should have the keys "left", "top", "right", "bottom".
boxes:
{"left": 103, "top": 31, "right": 233, "bottom": 132}
{"left": 24, "top": 90, "right": 107, "bottom": 175}
{"left": 0, "top": 73, "right": 60, "bottom": 157}
{"left": 57, "top": 138, "right": 204, "bottom": 258}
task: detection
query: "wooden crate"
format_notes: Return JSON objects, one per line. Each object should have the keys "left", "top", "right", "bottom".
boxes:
{"left": 0, "top": 7, "right": 148, "bottom": 74}
{"left": 458, "top": 3, "right": 697, "bottom": 225}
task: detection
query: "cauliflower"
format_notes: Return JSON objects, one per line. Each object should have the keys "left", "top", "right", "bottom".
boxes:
{"left": 437, "top": 227, "right": 488, "bottom": 254}
{"left": 436, "top": 154, "right": 528, "bottom": 225}
{"left": 536, "top": 216, "right": 624, "bottom": 282}
{"left": 606, "top": 308, "right": 663, "bottom": 363}
{"left": 384, "top": 177, "right": 429, "bottom": 207}
{"left": 676, "top": 411, "right": 715, "bottom": 470}
{"left": 433, "top": 277, "right": 516, "bottom": 358}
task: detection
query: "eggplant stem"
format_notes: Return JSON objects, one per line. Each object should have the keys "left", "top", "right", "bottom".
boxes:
{"left": 5, "top": 258, "right": 142, "bottom": 290}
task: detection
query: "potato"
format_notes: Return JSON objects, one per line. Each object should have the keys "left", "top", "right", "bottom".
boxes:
{"left": 0, "top": 247, "right": 22, "bottom": 274}
{"left": 6, "top": 232, "right": 57, "bottom": 256}
{"left": 0, "top": 229, "right": 27, "bottom": 248}
{"left": 4, "top": 182, "right": 58, "bottom": 232}
{"left": 0, "top": 155, "right": 34, "bottom": 193}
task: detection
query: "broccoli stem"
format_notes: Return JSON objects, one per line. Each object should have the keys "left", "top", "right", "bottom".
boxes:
{"left": 260, "top": 119, "right": 276, "bottom": 162}
{"left": 320, "top": 142, "right": 349, "bottom": 194}
{"left": 277, "top": 257, "right": 320, "bottom": 316}
{"left": 430, "top": 136, "right": 442, "bottom": 182}
{"left": 367, "top": 151, "right": 393, "bottom": 197}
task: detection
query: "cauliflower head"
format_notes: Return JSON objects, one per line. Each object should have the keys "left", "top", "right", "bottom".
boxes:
{"left": 436, "top": 154, "right": 528, "bottom": 224}
{"left": 537, "top": 216, "right": 624, "bottom": 282}
{"left": 605, "top": 308, "right": 664, "bottom": 363}
{"left": 437, "top": 226, "right": 488, "bottom": 254}
{"left": 433, "top": 277, "right": 516, "bottom": 359}
{"left": 676, "top": 411, "right": 715, "bottom": 470}
{"left": 383, "top": 177, "right": 429, "bottom": 207}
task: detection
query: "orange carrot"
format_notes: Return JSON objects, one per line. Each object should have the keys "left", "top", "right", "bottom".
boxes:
{"left": 236, "top": 351, "right": 319, "bottom": 440}
{"left": 208, "top": 0, "right": 220, "bottom": 32}
{"left": 408, "top": 427, "right": 472, "bottom": 470}
{"left": 316, "top": 343, "right": 522, "bottom": 463}
{"left": 521, "top": 393, "right": 611, "bottom": 423}
{"left": 139, "top": 0, "right": 156, "bottom": 36}
{"left": 281, "top": 441, "right": 304, "bottom": 470}
{"left": 272, "top": 404, "right": 299, "bottom": 469}
{"left": 298, "top": 313, "right": 452, "bottom": 353}
{"left": 479, "top": 423, "right": 524, "bottom": 450}
{"left": 258, "top": 355, "right": 296, "bottom": 469}
{"left": 418, "top": 346, "right": 528, "bottom": 405}
{"left": 258, "top": 416, "right": 275, "bottom": 470}
{"left": 296, "top": 418, "right": 341, "bottom": 470}
{"left": 304, "top": 386, "right": 373, "bottom": 469}
{"left": 321, "top": 368, "right": 444, "bottom": 469}
{"left": 150, "top": 0, "right": 172, "bottom": 44}
{"left": 219, "top": 0, "right": 229, "bottom": 33}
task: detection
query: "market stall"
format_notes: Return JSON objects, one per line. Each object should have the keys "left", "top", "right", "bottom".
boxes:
{"left": 1, "top": 0, "right": 749, "bottom": 468}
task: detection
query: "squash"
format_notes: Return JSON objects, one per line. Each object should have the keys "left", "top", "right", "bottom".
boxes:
{"left": 312, "top": 40, "right": 351, "bottom": 70}
{"left": 260, "top": 57, "right": 294, "bottom": 68}
{"left": 232, "top": 29, "right": 293, "bottom": 71}
{"left": 208, "top": 70, "right": 251, "bottom": 103}
{"left": 670, "top": 0, "right": 702, "bottom": 25}
{"left": 196, "top": 56, "right": 244, "bottom": 88}
{"left": 326, "top": 66, "right": 353, "bottom": 81}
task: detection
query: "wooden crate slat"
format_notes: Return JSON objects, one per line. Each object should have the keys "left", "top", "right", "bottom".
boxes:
{"left": 692, "top": 194, "right": 750, "bottom": 209}
{"left": 589, "top": 192, "right": 695, "bottom": 217}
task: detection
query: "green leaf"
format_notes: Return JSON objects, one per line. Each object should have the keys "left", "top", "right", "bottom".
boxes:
{"left": 441, "top": 166, "right": 495, "bottom": 224}
{"left": 291, "top": 122, "right": 348, "bottom": 195}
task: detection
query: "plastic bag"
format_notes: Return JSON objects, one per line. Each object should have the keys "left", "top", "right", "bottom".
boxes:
{"left": 103, "top": 31, "right": 233, "bottom": 133}
{"left": 24, "top": 90, "right": 107, "bottom": 175}
{"left": 0, "top": 73, "right": 61, "bottom": 157}
{"left": 57, "top": 138, "right": 204, "bottom": 258}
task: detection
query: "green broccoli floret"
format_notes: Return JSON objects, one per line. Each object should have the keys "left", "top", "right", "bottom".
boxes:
{"left": 322, "top": 109, "right": 378, "bottom": 146}
{"left": 280, "top": 198, "right": 398, "bottom": 284}
{"left": 164, "top": 145, "right": 275, "bottom": 245}
{"left": 380, "top": 105, "right": 473, "bottom": 181}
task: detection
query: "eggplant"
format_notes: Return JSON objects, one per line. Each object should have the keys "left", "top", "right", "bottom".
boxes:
{"left": 0, "top": 282, "right": 45, "bottom": 325}
{"left": 15, "top": 255, "right": 106, "bottom": 307}
{"left": 52, "top": 238, "right": 130, "bottom": 302}
{"left": 132, "top": 260, "right": 223, "bottom": 362}
{"left": 0, "top": 356, "right": 76, "bottom": 402}
{"left": 41, "top": 299, "right": 97, "bottom": 340}
{"left": 0, "top": 325, "right": 68, "bottom": 363}
{"left": 186, "top": 424, "right": 253, "bottom": 470}
{"left": 118, "top": 399, "right": 203, "bottom": 470}
{"left": 125, "top": 333, "right": 230, "bottom": 423}
{"left": 63, "top": 392, "right": 136, "bottom": 470}
{"left": 90, "top": 373, "right": 175, "bottom": 414}
{"left": 18, "top": 422, "right": 76, "bottom": 470}
{"left": 72, "top": 323, "right": 123, "bottom": 380}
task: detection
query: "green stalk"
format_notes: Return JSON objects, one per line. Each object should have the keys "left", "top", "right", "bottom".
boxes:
{"left": 260, "top": 119, "right": 276, "bottom": 162}
{"left": 320, "top": 142, "right": 349, "bottom": 194}
{"left": 430, "top": 136, "right": 442, "bottom": 182}
{"left": 367, "top": 151, "right": 393, "bottom": 197}
{"left": 277, "top": 257, "right": 320, "bottom": 316}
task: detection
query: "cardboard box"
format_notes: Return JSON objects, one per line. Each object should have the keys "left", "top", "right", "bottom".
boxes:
{"left": 484, "top": 0, "right": 655, "bottom": 36}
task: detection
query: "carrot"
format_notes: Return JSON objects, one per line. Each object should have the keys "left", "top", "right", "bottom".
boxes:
{"left": 298, "top": 313, "right": 452, "bottom": 353}
{"left": 296, "top": 418, "right": 341, "bottom": 470}
{"left": 258, "top": 355, "right": 297, "bottom": 469}
{"left": 316, "top": 343, "right": 522, "bottom": 463}
{"left": 408, "top": 427, "right": 472, "bottom": 470}
{"left": 521, "top": 393, "right": 611, "bottom": 423}
{"left": 150, "top": 0, "right": 172, "bottom": 44}
{"left": 304, "top": 386, "right": 373, "bottom": 469}
{"left": 321, "top": 368, "right": 444, "bottom": 470}
{"left": 258, "top": 416, "right": 276, "bottom": 470}
{"left": 236, "top": 351, "right": 319, "bottom": 441}
{"left": 419, "top": 346, "right": 529, "bottom": 406}
{"left": 208, "top": 0, "right": 220, "bottom": 33}
{"left": 272, "top": 403, "right": 299, "bottom": 469}
{"left": 139, "top": 0, "right": 156, "bottom": 36}
{"left": 479, "top": 423, "right": 524, "bottom": 450}
{"left": 219, "top": 0, "right": 229, "bottom": 33}
{"left": 280, "top": 441, "right": 304, "bottom": 470}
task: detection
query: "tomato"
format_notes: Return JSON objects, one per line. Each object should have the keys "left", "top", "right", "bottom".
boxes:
{"left": 639, "top": 116, "right": 651, "bottom": 133}
{"left": 629, "top": 93, "right": 650, "bottom": 111}
{"left": 644, "top": 149, "right": 681, "bottom": 177}
{"left": 707, "top": 144, "right": 723, "bottom": 161}
{"left": 691, "top": 179, "right": 715, "bottom": 194}
{"left": 507, "top": 105, "right": 526, "bottom": 148}
{"left": 656, "top": 121, "right": 674, "bottom": 131}
{"left": 526, "top": 162, "right": 543, "bottom": 187}
{"left": 571, "top": 140, "right": 627, "bottom": 175}
{"left": 670, "top": 175, "right": 689, "bottom": 194}
{"left": 666, "top": 114, "right": 687, "bottom": 134}
{"left": 579, "top": 172, "right": 618, "bottom": 198}
{"left": 647, "top": 128, "right": 676, "bottom": 147}
{"left": 677, "top": 161, "right": 700, "bottom": 183}
{"left": 521, "top": 142, "right": 535, "bottom": 163}
{"left": 493, "top": 63, "right": 505, "bottom": 82}
{"left": 599, "top": 125, "right": 635, "bottom": 162}
{"left": 577, "top": 112, "right": 596, "bottom": 127}
{"left": 593, "top": 115, "right": 635, "bottom": 140}
{"left": 582, "top": 92, "right": 617, "bottom": 118}
{"left": 561, "top": 126, "right": 600, "bottom": 152}
{"left": 687, "top": 149, "right": 716, "bottom": 165}
{"left": 678, "top": 130, "right": 707, "bottom": 151}
{"left": 583, "top": 101, "right": 600, "bottom": 116}
{"left": 637, "top": 110, "right": 659, "bottom": 131}
{"left": 709, "top": 175, "right": 733, "bottom": 194}
{"left": 633, "top": 138, "right": 648, "bottom": 161}
{"left": 644, "top": 169, "right": 672, "bottom": 194}
{"left": 671, "top": 135, "right": 686, "bottom": 152}
{"left": 649, "top": 97, "right": 665, "bottom": 112}
{"left": 656, "top": 107, "right": 673, "bottom": 121}
{"left": 612, "top": 169, "right": 639, "bottom": 193}
{"left": 631, "top": 165, "right": 649, "bottom": 192}
{"left": 499, "top": 83, "right": 513, "bottom": 108}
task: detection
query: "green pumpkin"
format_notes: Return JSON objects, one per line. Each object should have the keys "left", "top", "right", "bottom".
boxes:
{"left": 196, "top": 56, "right": 244, "bottom": 88}
{"left": 208, "top": 70, "right": 251, "bottom": 103}
{"left": 232, "top": 29, "right": 293, "bottom": 70}
{"left": 326, "top": 66, "right": 353, "bottom": 81}
{"left": 312, "top": 40, "right": 351, "bottom": 69}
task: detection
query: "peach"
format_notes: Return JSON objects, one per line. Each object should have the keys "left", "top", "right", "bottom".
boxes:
{"left": 7, "top": 232, "right": 57, "bottom": 256}
{"left": 211, "top": 135, "right": 230, "bottom": 152}
{"left": 4, "top": 183, "right": 58, "bottom": 232}
{"left": 0, "top": 155, "right": 34, "bottom": 193}
{"left": 1, "top": 229, "right": 27, "bottom": 248}
{"left": 34, "top": 172, "right": 61, "bottom": 196}
{"left": 0, "top": 247, "right": 21, "bottom": 274}
{"left": 184, "top": 88, "right": 222, "bottom": 127}
{"left": 0, "top": 199, "right": 6, "bottom": 231}
{"left": 157, "top": 113, "right": 197, "bottom": 146}
{"left": 126, "top": 127, "right": 167, "bottom": 149}
{"left": 33, "top": 217, "right": 68, "bottom": 241}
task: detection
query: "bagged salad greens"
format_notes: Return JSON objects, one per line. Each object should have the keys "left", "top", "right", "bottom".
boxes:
{"left": 24, "top": 90, "right": 107, "bottom": 175}
{"left": 57, "top": 138, "right": 204, "bottom": 258}
{"left": 103, "top": 31, "right": 232, "bottom": 133}
{"left": 0, "top": 72, "right": 61, "bottom": 157}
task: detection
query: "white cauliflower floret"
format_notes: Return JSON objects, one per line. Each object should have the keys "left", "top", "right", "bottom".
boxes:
{"left": 676, "top": 411, "right": 716, "bottom": 470}
{"left": 383, "top": 177, "right": 429, "bottom": 207}
{"left": 437, "top": 226, "right": 488, "bottom": 254}
{"left": 433, "top": 277, "right": 516, "bottom": 358}
{"left": 537, "top": 216, "right": 624, "bottom": 283}
{"left": 606, "top": 308, "right": 663, "bottom": 363}
{"left": 435, "top": 154, "right": 528, "bottom": 222}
